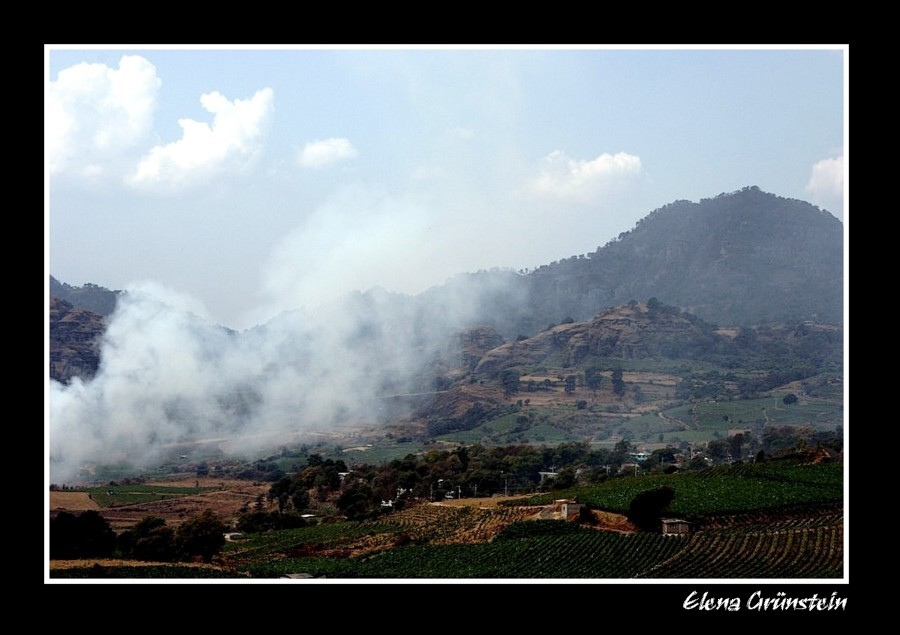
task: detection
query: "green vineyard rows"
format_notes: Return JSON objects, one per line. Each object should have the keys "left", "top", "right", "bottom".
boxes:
{"left": 640, "top": 524, "right": 843, "bottom": 578}
{"left": 521, "top": 461, "right": 842, "bottom": 519}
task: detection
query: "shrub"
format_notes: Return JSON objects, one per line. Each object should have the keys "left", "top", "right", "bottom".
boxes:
{"left": 626, "top": 486, "right": 676, "bottom": 531}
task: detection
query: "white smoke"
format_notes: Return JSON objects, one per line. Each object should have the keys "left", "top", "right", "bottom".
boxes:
{"left": 48, "top": 265, "right": 527, "bottom": 483}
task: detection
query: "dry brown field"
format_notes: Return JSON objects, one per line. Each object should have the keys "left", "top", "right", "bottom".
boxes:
{"left": 50, "top": 491, "right": 101, "bottom": 512}
{"left": 50, "top": 477, "right": 271, "bottom": 532}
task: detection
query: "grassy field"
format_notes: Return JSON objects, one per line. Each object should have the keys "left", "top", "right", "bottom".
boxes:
{"left": 75, "top": 484, "right": 214, "bottom": 508}
{"left": 619, "top": 396, "right": 843, "bottom": 444}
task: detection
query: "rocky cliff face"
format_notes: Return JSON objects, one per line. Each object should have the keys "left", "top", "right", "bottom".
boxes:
{"left": 49, "top": 296, "right": 105, "bottom": 383}
{"left": 458, "top": 326, "right": 505, "bottom": 370}
{"left": 473, "top": 302, "right": 716, "bottom": 376}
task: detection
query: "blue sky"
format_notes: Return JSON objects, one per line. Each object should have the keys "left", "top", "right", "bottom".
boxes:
{"left": 46, "top": 45, "right": 846, "bottom": 330}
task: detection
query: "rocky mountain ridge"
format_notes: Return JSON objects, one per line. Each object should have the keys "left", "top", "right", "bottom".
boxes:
{"left": 49, "top": 187, "right": 844, "bottom": 386}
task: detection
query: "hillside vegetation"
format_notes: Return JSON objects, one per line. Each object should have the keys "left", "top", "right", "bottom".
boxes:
{"left": 51, "top": 456, "right": 843, "bottom": 579}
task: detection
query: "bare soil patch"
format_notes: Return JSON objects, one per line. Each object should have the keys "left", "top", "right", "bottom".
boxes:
{"left": 50, "top": 491, "right": 101, "bottom": 512}
{"left": 590, "top": 510, "right": 638, "bottom": 533}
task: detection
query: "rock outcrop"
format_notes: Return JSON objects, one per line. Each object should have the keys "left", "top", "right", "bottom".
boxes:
{"left": 49, "top": 296, "right": 105, "bottom": 383}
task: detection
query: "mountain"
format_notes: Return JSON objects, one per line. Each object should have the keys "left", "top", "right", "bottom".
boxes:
{"left": 521, "top": 186, "right": 843, "bottom": 329}
{"left": 47, "top": 187, "right": 844, "bottom": 385}
{"left": 385, "top": 187, "right": 842, "bottom": 343}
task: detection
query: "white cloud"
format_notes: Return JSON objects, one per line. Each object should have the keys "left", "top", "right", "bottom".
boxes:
{"left": 128, "top": 87, "right": 274, "bottom": 192}
{"left": 298, "top": 137, "right": 359, "bottom": 168}
{"left": 47, "top": 55, "right": 160, "bottom": 178}
{"left": 527, "top": 150, "right": 642, "bottom": 204}
{"left": 806, "top": 156, "right": 844, "bottom": 217}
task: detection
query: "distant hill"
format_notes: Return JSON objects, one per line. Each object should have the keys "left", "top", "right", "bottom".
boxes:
{"left": 49, "top": 276, "right": 120, "bottom": 316}
{"left": 521, "top": 186, "right": 843, "bottom": 329}
{"left": 394, "top": 187, "right": 843, "bottom": 342}
{"left": 412, "top": 300, "right": 843, "bottom": 440}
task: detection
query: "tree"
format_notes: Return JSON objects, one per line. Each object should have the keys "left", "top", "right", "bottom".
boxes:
{"left": 50, "top": 510, "right": 116, "bottom": 559}
{"left": 564, "top": 375, "right": 577, "bottom": 395}
{"left": 119, "top": 516, "right": 177, "bottom": 561}
{"left": 585, "top": 367, "right": 602, "bottom": 396}
{"left": 269, "top": 475, "right": 310, "bottom": 513}
{"left": 626, "top": 486, "right": 676, "bottom": 531}
{"left": 729, "top": 433, "right": 745, "bottom": 461}
{"left": 500, "top": 370, "right": 520, "bottom": 399}
{"left": 337, "top": 481, "right": 377, "bottom": 521}
{"left": 782, "top": 393, "right": 798, "bottom": 405}
{"left": 706, "top": 438, "right": 731, "bottom": 462}
{"left": 578, "top": 504, "right": 597, "bottom": 525}
{"left": 175, "top": 509, "right": 226, "bottom": 563}
{"left": 549, "top": 466, "right": 577, "bottom": 490}
{"left": 611, "top": 368, "right": 626, "bottom": 397}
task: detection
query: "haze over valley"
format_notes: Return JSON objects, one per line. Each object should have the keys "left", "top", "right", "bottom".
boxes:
{"left": 49, "top": 187, "right": 844, "bottom": 482}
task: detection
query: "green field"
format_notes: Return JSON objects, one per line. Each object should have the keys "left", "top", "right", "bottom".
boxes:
{"left": 620, "top": 397, "right": 842, "bottom": 444}
{"left": 52, "top": 458, "right": 844, "bottom": 580}
{"left": 76, "top": 484, "right": 213, "bottom": 508}
{"left": 523, "top": 460, "right": 843, "bottom": 519}
{"left": 241, "top": 531, "right": 686, "bottom": 578}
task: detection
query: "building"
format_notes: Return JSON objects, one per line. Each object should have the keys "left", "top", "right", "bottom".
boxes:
{"left": 553, "top": 499, "right": 584, "bottom": 520}
{"left": 660, "top": 518, "right": 691, "bottom": 536}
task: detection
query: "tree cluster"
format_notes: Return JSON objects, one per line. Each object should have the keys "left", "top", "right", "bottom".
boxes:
{"left": 50, "top": 510, "right": 116, "bottom": 559}
{"left": 51, "top": 508, "right": 228, "bottom": 563}
{"left": 118, "top": 510, "right": 227, "bottom": 563}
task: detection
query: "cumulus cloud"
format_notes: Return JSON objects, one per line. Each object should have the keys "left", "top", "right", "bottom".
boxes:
{"left": 805, "top": 156, "right": 844, "bottom": 218}
{"left": 298, "top": 137, "right": 359, "bottom": 168}
{"left": 127, "top": 87, "right": 274, "bottom": 192}
{"left": 527, "top": 150, "right": 642, "bottom": 204}
{"left": 47, "top": 55, "right": 160, "bottom": 178}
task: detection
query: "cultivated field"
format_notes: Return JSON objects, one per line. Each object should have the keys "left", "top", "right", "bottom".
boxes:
{"left": 50, "top": 491, "right": 100, "bottom": 512}
{"left": 51, "top": 477, "right": 271, "bottom": 532}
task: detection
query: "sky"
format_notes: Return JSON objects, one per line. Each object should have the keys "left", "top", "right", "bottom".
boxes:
{"left": 46, "top": 45, "right": 846, "bottom": 331}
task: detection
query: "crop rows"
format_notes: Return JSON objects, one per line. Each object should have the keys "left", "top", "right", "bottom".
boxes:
{"left": 353, "top": 531, "right": 684, "bottom": 578}
{"left": 224, "top": 521, "right": 392, "bottom": 561}
{"left": 697, "top": 504, "right": 843, "bottom": 532}
{"left": 527, "top": 461, "right": 843, "bottom": 519}
{"left": 240, "top": 530, "right": 686, "bottom": 578}
{"left": 640, "top": 524, "right": 843, "bottom": 578}
{"left": 365, "top": 503, "right": 535, "bottom": 545}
